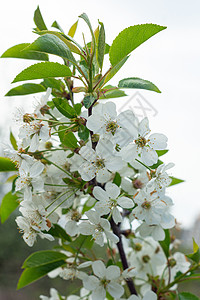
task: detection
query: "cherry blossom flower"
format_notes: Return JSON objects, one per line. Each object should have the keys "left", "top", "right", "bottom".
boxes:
{"left": 86, "top": 102, "right": 137, "bottom": 147}
{"left": 79, "top": 210, "right": 119, "bottom": 246}
{"left": 121, "top": 117, "right": 167, "bottom": 166}
{"left": 78, "top": 140, "right": 123, "bottom": 183}
{"left": 82, "top": 260, "right": 124, "bottom": 300}
{"left": 93, "top": 182, "right": 134, "bottom": 224}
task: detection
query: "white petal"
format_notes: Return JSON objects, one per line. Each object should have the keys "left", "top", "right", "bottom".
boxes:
{"left": 79, "top": 222, "right": 95, "bottom": 235}
{"left": 30, "top": 161, "right": 44, "bottom": 177}
{"left": 65, "top": 220, "right": 79, "bottom": 236}
{"left": 103, "top": 101, "right": 117, "bottom": 119}
{"left": 148, "top": 133, "right": 168, "bottom": 150}
{"left": 93, "top": 186, "right": 109, "bottom": 201}
{"left": 95, "top": 201, "right": 110, "bottom": 216}
{"left": 143, "top": 291, "right": 157, "bottom": 300}
{"left": 105, "top": 182, "right": 120, "bottom": 199}
{"left": 112, "top": 207, "right": 122, "bottom": 224}
{"left": 92, "top": 260, "right": 106, "bottom": 278}
{"left": 117, "top": 196, "right": 134, "bottom": 209}
{"left": 138, "top": 117, "right": 150, "bottom": 136}
{"left": 86, "top": 210, "right": 100, "bottom": 225}
{"left": 29, "top": 134, "right": 39, "bottom": 152}
{"left": 83, "top": 275, "right": 99, "bottom": 291}
{"left": 105, "top": 156, "right": 123, "bottom": 171}
{"left": 104, "top": 230, "right": 119, "bottom": 244}
{"left": 141, "top": 147, "right": 158, "bottom": 166}
{"left": 96, "top": 168, "right": 111, "bottom": 183}
{"left": 92, "top": 285, "right": 106, "bottom": 300}
{"left": 106, "top": 265, "right": 120, "bottom": 280}
{"left": 107, "top": 282, "right": 124, "bottom": 298}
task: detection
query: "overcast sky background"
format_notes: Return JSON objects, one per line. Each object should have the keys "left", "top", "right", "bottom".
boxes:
{"left": 0, "top": 0, "right": 200, "bottom": 228}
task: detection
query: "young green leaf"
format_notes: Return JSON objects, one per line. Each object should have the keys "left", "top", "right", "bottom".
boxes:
{"left": 41, "top": 78, "right": 63, "bottom": 91}
{"left": 178, "top": 292, "right": 199, "bottom": 300}
{"left": 0, "top": 191, "right": 19, "bottom": 223}
{"left": 97, "top": 21, "right": 105, "bottom": 70}
{"left": 113, "top": 172, "right": 121, "bottom": 187}
{"left": 17, "top": 260, "right": 66, "bottom": 289}
{"left": 12, "top": 62, "right": 72, "bottom": 83}
{"left": 22, "top": 250, "right": 67, "bottom": 269}
{"left": 0, "top": 157, "right": 17, "bottom": 172}
{"left": 10, "top": 131, "right": 18, "bottom": 150}
{"left": 34, "top": 30, "right": 81, "bottom": 55}
{"left": 34, "top": 6, "right": 47, "bottom": 31}
{"left": 169, "top": 177, "right": 184, "bottom": 186}
{"left": 159, "top": 229, "right": 170, "bottom": 258}
{"left": 100, "top": 85, "right": 127, "bottom": 99}
{"left": 186, "top": 238, "right": 200, "bottom": 263}
{"left": 156, "top": 150, "right": 169, "bottom": 157}
{"left": 118, "top": 77, "right": 161, "bottom": 93}
{"left": 27, "top": 34, "right": 77, "bottom": 64}
{"left": 103, "top": 56, "right": 129, "bottom": 85}
{"left": 58, "top": 127, "right": 78, "bottom": 149}
{"left": 109, "top": 24, "right": 166, "bottom": 66}
{"left": 79, "top": 13, "right": 95, "bottom": 50}
{"left": 83, "top": 94, "right": 96, "bottom": 108}
{"left": 68, "top": 20, "right": 79, "bottom": 38}
{"left": 51, "top": 20, "right": 64, "bottom": 32}
{"left": 6, "top": 83, "right": 46, "bottom": 96}
{"left": 1, "top": 43, "right": 48, "bottom": 61}
{"left": 53, "top": 98, "right": 77, "bottom": 118}
{"left": 78, "top": 124, "right": 90, "bottom": 141}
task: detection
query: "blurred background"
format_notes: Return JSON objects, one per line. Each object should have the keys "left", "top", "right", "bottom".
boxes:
{"left": 0, "top": 0, "right": 200, "bottom": 298}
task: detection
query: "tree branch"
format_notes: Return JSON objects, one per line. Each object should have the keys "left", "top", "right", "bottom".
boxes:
{"left": 110, "top": 218, "right": 138, "bottom": 295}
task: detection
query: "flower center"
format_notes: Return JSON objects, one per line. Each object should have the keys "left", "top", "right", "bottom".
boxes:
{"left": 106, "top": 121, "right": 119, "bottom": 135}
{"left": 141, "top": 200, "right": 151, "bottom": 209}
{"left": 101, "top": 278, "right": 110, "bottom": 288}
{"left": 135, "top": 136, "right": 147, "bottom": 148}
{"left": 71, "top": 211, "right": 81, "bottom": 222}
{"left": 142, "top": 255, "right": 151, "bottom": 263}
{"left": 95, "top": 158, "right": 105, "bottom": 169}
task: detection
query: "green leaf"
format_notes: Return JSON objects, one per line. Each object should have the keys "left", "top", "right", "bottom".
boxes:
{"left": 0, "top": 191, "right": 19, "bottom": 223}
{"left": 78, "top": 124, "right": 90, "bottom": 141}
{"left": 58, "top": 127, "right": 78, "bottom": 149}
{"left": 113, "top": 172, "right": 121, "bottom": 187}
{"left": 83, "top": 94, "right": 96, "bottom": 109}
{"left": 109, "top": 24, "right": 166, "bottom": 66}
{"left": 53, "top": 98, "right": 77, "bottom": 118}
{"left": 12, "top": 62, "right": 72, "bottom": 83}
{"left": 22, "top": 250, "right": 67, "bottom": 268}
{"left": 150, "top": 159, "right": 163, "bottom": 169}
{"left": 169, "top": 177, "right": 184, "bottom": 186}
{"left": 97, "top": 21, "right": 105, "bottom": 70}
{"left": 156, "top": 150, "right": 169, "bottom": 157}
{"left": 34, "top": 6, "right": 47, "bottom": 31}
{"left": 72, "top": 234, "right": 94, "bottom": 250}
{"left": 178, "top": 292, "right": 199, "bottom": 300}
{"left": 104, "top": 56, "right": 129, "bottom": 85}
{"left": 74, "top": 103, "right": 82, "bottom": 115}
{"left": 10, "top": 131, "right": 18, "bottom": 150}
{"left": 6, "top": 83, "right": 46, "bottom": 96}
{"left": 159, "top": 229, "right": 170, "bottom": 258}
{"left": 27, "top": 34, "right": 77, "bottom": 64}
{"left": 79, "top": 13, "right": 95, "bottom": 50}
{"left": 186, "top": 238, "right": 200, "bottom": 263}
{"left": 1, "top": 43, "right": 48, "bottom": 61}
{"left": 17, "top": 260, "right": 66, "bottom": 289}
{"left": 100, "top": 85, "right": 127, "bottom": 99}
{"left": 51, "top": 20, "right": 63, "bottom": 32}
{"left": 0, "top": 157, "right": 17, "bottom": 172}
{"left": 68, "top": 20, "right": 78, "bottom": 38}
{"left": 34, "top": 30, "right": 81, "bottom": 55}
{"left": 118, "top": 77, "right": 161, "bottom": 93}
{"left": 41, "top": 78, "right": 63, "bottom": 91}
{"left": 48, "top": 224, "right": 72, "bottom": 242}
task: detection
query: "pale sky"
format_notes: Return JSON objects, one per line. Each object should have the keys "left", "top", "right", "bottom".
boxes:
{"left": 0, "top": 0, "right": 200, "bottom": 228}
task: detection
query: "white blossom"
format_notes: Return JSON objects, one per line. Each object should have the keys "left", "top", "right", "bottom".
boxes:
{"left": 94, "top": 182, "right": 134, "bottom": 224}
{"left": 121, "top": 117, "right": 167, "bottom": 166}
{"left": 78, "top": 140, "right": 123, "bottom": 183}
{"left": 79, "top": 210, "right": 119, "bottom": 246}
{"left": 82, "top": 260, "right": 124, "bottom": 300}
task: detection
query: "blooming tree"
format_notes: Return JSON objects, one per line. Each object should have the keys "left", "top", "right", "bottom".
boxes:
{"left": 0, "top": 6, "right": 200, "bottom": 300}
